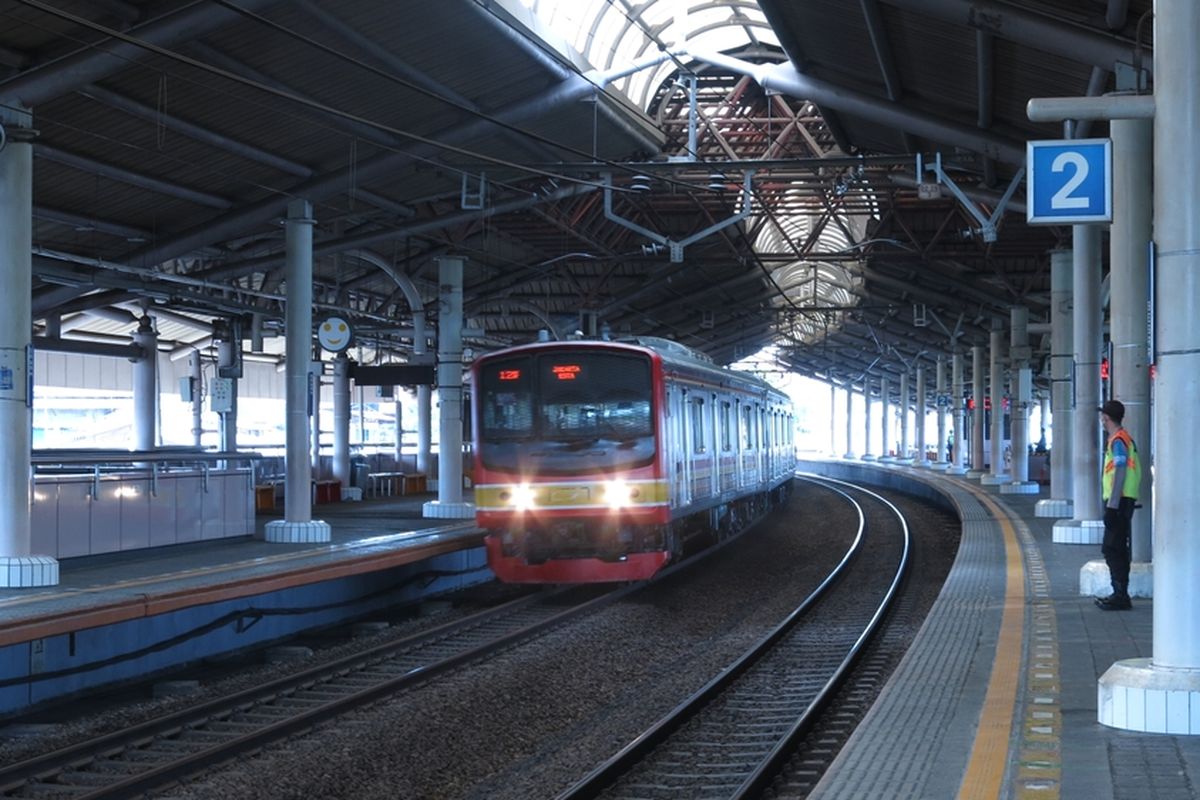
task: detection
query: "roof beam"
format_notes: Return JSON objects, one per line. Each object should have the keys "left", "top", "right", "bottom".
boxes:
{"left": 35, "top": 144, "right": 232, "bottom": 209}
{"left": 0, "top": 0, "right": 283, "bottom": 107}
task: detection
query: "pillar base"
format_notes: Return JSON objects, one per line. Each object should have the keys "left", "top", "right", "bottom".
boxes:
{"left": 945, "top": 466, "right": 969, "bottom": 475}
{"left": 843, "top": 452, "right": 856, "bottom": 460}
{"left": 1099, "top": 658, "right": 1200, "bottom": 733}
{"left": 264, "top": 519, "right": 332, "bottom": 543}
{"left": 878, "top": 456, "right": 897, "bottom": 464}
{"left": 1035, "top": 498, "right": 1073, "bottom": 518}
{"left": 860, "top": 454, "right": 877, "bottom": 462}
{"left": 980, "top": 473, "right": 1008, "bottom": 485}
{"left": 928, "top": 461, "right": 950, "bottom": 471}
{"left": 0, "top": 555, "right": 59, "bottom": 588}
{"left": 1052, "top": 518, "right": 1104, "bottom": 545}
{"left": 999, "top": 481, "right": 1040, "bottom": 495}
{"left": 967, "top": 470, "right": 988, "bottom": 479}
{"left": 423, "top": 500, "right": 475, "bottom": 519}
{"left": 1080, "top": 559, "right": 1153, "bottom": 598}
{"left": 895, "top": 457, "right": 914, "bottom": 465}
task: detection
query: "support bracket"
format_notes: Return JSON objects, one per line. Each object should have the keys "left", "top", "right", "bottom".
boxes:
{"left": 916, "top": 153, "right": 1024, "bottom": 243}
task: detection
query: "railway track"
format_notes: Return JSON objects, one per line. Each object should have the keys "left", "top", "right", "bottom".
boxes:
{"left": 557, "top": 475, "right": 911, "bottom": 800}
{"left": 0, "top": 585, "right": 630, "bottom": 799}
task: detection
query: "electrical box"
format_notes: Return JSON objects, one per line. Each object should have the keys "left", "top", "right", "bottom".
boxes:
{"left": 210, "top": 377, "right": 234, "bottom": 413}
{"left": 179, "top": 377, "right": 194, "bottom": 402}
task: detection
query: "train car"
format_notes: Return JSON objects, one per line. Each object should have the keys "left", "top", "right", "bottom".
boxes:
{"left": 472, "top": 336, "right": 795, "bottom": 583}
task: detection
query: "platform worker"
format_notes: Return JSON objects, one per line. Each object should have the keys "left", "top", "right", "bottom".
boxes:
{"left": 1096, "top": 399, "right": 1140, "bottom": 611}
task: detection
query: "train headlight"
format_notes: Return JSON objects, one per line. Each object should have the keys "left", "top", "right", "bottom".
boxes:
{"left": 603, "top": 479, "right": 638, "bottom": 509}
{"left": 508, "top": 483, "right": 537, "bottom": 511}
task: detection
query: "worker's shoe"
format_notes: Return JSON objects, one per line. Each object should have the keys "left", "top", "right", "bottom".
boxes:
{"left": 1095, "top": 592, "right": 1133, "bottom": 611}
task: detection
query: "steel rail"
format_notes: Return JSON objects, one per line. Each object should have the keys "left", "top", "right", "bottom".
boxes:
{"left": 557, "top": 473, "right": 910, "bottom": 800}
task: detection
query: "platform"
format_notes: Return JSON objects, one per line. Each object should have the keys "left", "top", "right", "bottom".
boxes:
{"left": 800, "top": 459, "right": 1200, "bottom": 800}
{"left": 0, "top": 492, "right": 486, "bottom": 716}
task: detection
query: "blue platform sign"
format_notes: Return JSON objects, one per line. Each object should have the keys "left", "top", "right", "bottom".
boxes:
{"left": 1026, "top": 138, "right": 1112, "bottom": 225}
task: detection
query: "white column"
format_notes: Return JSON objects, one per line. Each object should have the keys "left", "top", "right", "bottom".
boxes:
{"left": 899, "top": 371, "right": 910, "bottom": 462}
{"left": 843, "top": 384, "right": 854, "bottom": 458}
{"left": 1111, "top": 115, "right": 1154, "bottom": 565}
{"left": 915, "top": 364, "right": 927, "bottom": 464}
{"left": 310, "top": 355, "right": 321, "bottom": 478}
{"left": 415, "top": 312, "right": 431, "bottom": 476}
{"left": 829, "top": 382, "right": 837, "bottom": 456}
{"left": 190, "top": 353, "right": 203, "bottom": 448}
{"left": 1098, "top": 0, "right": 1200, "bottom": 734}
{"left": 1037, "top": 250, "right": 1075, "bottom": 517}
{"left": 879, "top": 376, "right": 891, "bottom": 461}
{"left": 217, "top": 335, "right": 238, "bottom": 452}
{"left": 934, "top": 355, "right": 948, "bottom": 468}
{"left": 266, "top": 199, "right": 330, "bottom": 543}
{"left": 948, "top": 351, "right": 968, "bottom": 474}
{"left": 424, "top": 256, "right": 474, "bottom": 519}
{"left": 970, "top": 345, "right": 986, "bottom": 476}
{"left": 394, "top": 390, "right": 405, "bottom": 468}
{"left": 1053, "top": 226, "right": 1104, "bottom": 544}
{"left": 1002, "top": 306, "right": 1039, "bottom": 494}
{"left": 332, "top": 353, "right": 351, "bottom": 491}
{"left": 862, "top": 379, "right": 875, "bottom": 460}
{"left": 982, "top": 325, "right": 1008, "bottom": 485}
{"left": 0, "top": 105, "right": 57, "bottom": 587}
{"left": 132, "top": 316, "right": 158, "bottom": 452}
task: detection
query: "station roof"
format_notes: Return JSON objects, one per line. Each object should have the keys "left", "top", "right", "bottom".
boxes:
{"left": 0, "top": 0, "right": 1152, "bottom": 394}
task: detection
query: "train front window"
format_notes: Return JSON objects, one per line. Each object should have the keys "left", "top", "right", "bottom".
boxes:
{"left": 478, "top": 350, "right": 656, "bottom": 474}
{"left": 539, "top": 353, "right": 652, "bottom": 442}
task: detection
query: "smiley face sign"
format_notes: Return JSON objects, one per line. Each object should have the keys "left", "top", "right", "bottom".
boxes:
{"left": 318, "top": 317, "right": 352, "bottom": 352}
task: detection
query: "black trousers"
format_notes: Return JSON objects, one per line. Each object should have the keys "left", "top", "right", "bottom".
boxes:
{"left": 1102, "top": 496, "right": 1137, "bottom": 592}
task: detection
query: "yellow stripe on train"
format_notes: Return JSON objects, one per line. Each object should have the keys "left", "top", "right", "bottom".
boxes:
{"left": 476, "top": 479, "right": 670, "bottom": 511}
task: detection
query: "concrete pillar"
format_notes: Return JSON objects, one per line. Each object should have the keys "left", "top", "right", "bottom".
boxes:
{"left": 190, "top": 353, "right": 202, "bottom": 448}
{"left": 1037, "top": 250, "right": 1075, "bottom": 517}
{"left": 970, "top": 345, "right": 986, "bottom": 476}
{"left": 1002, "top": 306, "right": 1039, "bottom": 494}
{"left": 981, "top": 324, "right": 1007, "bottom": 485}
{"left": 829, "top": 382, "right": 837, "bottom": 456}
{"left": 934, "top": 355, "right": 948, "bottom": 468}
{"left": 132, "top": 316, "right": 157, "bottom": 452}
{"left": 0, "top": 105, "right": 57, "bottom": 587}
{"left": 423, "top": 256, "right": 474, "bottom": 519}
{"left": 862, "top": 380, "right": 875, "bottom": 461}
{"left": 899, "top": 371, "right": 910, "bottom": 461}
{"left": 915, "top": 364, "right": 927, "bottom": 464}
{"left": 394, "top": 390, "right": 405, "bottom": 468}
{"left": 414, "top": 312, "right": 431, "bottom": 476}
{"left": 1053, "top": 226, "right": 1103, "bottom": 544}
{"left": 332, "top": 353, "right": 351, "bottom": 491}
{"left": 217, "top": 335, "right": 238, "bottom": 452}
{"left": 948, "top": 351, "right": 968, "bottom": 474}
{"left": 1110, "top": 115, "right": 1154, "bottom": 565}
{"left": 265, "top": 199, "right": 330, "bottom": 543}
{"left": 843, "top": 384, "right": 854, "bottom": 458}
{"left": 310, "top": 354, "right": 321, "bottom": 478}
{"left": 1098, "top": 0, "right": 1200, "bottom": 734}
{"left": 880, "top": 376, "right": 891, "bottom": 461}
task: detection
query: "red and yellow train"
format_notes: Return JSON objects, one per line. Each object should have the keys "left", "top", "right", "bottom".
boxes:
{"left": 472, "top": 336, "right": 795, "bottom": 583}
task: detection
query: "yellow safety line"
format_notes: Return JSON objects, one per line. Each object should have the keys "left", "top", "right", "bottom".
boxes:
{"left": 956, "top": 489, "right": 1027, "bottom": 800}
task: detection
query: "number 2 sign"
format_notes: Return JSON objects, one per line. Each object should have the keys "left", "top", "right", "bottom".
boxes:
{"left": 1026, "top": 139, "right": 1112, "bottom": 225}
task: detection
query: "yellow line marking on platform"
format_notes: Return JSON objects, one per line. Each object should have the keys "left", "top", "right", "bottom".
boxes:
{"left": 957, "top": 490, "right": 1027, "bottom": 800}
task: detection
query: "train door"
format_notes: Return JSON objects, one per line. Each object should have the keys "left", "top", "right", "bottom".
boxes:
{"left": 674, "top": 388, "right": 690, "bottom": 507}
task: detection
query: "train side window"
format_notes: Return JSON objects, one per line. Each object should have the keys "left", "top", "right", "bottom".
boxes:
{"left": 721, "top": 401, "right": 732, "bottom": 452}
{"left": 741, "top": 404, "right": 754, "bottom": 450}
{"left": 690, "top": 398, "right": 706, "bottom": 453}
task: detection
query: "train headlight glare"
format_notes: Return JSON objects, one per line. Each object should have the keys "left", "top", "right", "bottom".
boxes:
{"left": 509, "top": 483, "right": 536, "bottom": 510}
{"left": 604, "top": 479, "right": 634, "bottom": 509}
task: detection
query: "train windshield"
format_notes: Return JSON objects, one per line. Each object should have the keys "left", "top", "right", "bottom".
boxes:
{"left": 478, "top": 350, "right": 655, "bottom": 474}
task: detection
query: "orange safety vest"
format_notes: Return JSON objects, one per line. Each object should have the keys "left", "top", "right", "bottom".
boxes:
{"left": 1102, "top": 428, "right": 1141, "bottom": 502}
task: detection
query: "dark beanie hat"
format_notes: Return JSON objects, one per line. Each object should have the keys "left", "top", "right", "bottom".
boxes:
{"left": 1098, "top": 399, "right": 1125, "bottom": 424}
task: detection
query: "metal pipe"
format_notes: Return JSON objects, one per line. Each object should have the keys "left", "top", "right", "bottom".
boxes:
{"left": 32, "top": 335, "right": 142, "bottom": 359}
{"left": 310, "top": 354, "right": 321, "bottom": 479}
{"left": 1027, "top": 94, "right": 1155, "bottom": 122}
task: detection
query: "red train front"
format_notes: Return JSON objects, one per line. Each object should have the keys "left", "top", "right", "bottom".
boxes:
{"left": 473, "top": 341, "right": 672, "bottom": 583}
